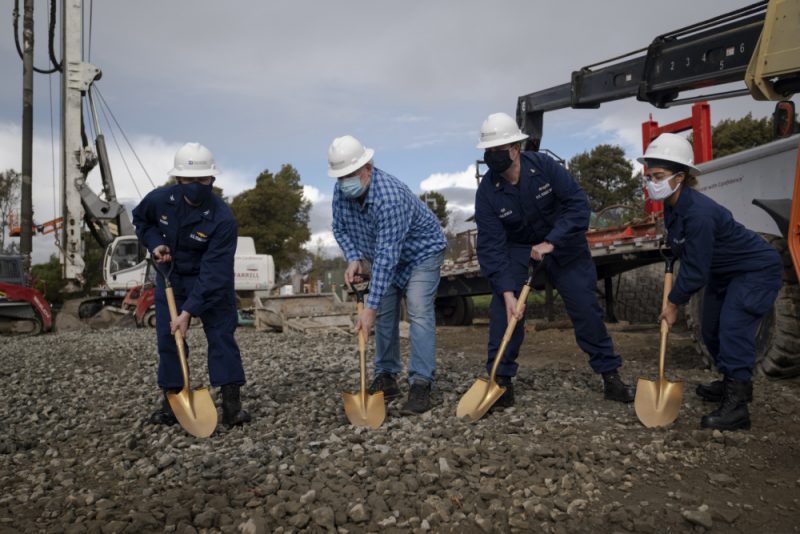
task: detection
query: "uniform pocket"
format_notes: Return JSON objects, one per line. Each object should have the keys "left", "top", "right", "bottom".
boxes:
{"left": 735, "top": 269, "right": 782, "bottom": 317}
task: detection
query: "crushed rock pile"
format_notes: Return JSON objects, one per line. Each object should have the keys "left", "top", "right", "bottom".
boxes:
{"left": 1, "top": 328, "right": 799, "bottom": 533}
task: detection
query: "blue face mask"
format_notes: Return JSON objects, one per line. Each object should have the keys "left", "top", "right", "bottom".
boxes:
{"left": 181, "top": 181, "right": 214, "bottom": 205}
{"left": 339, "top": 175, "right": 366, "bottom": 198}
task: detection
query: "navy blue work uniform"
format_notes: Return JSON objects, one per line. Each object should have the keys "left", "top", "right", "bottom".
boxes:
{"left": 132, "top": 185, "right": 246, "bottom": 391}
{"left": 665, "top": 186, "right": 782, "bottom": 381}
{"left": 475, "top": 152, "right": 621, "bottom": 377}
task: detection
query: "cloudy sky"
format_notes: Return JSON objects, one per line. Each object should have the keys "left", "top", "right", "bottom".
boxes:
{"left": 0, "top": 0, "right": 780, "bottom": 263}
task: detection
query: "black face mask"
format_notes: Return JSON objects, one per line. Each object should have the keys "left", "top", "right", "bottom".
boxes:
{"left": 484, "top": 149, "right": 513, "bottom": 174}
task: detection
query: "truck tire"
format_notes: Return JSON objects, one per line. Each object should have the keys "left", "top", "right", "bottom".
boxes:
{"left": 436, "top": 296, "right": 465, "bottom": 326}
{"left": 461, "top": 296, "right": 475, "bottom": 326}
{"left": 685, "top": 234, "right": 800, "bottom": 378}
{"left": 607, "top": 262, "right": 665, "bottom": 324}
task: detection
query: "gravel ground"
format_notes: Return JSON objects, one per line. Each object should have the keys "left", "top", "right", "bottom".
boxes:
{"left": 1, "top": 325, "right": 799, "bottom": 534}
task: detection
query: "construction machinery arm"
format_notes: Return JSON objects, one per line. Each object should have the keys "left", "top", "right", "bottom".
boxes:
{"left": 516, "top": 1, "right": 800, "bottom": 150}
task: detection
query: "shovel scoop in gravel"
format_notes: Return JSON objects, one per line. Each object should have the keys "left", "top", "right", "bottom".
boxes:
{"left": 153, "top": 261, "right": 218, "bottom": 438}
{"left": 342, "top": 286, "right": 385, "bottom": 429}
{"left": 457, "top": 260, "right": 542, "bottom": 422}
{"left": 635, "top": 254, "right": 683, "bottom": 428}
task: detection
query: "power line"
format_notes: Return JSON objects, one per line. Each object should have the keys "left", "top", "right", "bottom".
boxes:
{"left": 94, "top": 87, "right": 156, "bottom": 188}
{"left": 87, "top": 0, "right": 93, "bottom": 62}
{"left": 94, "top": 88, "right": 143, "bottom": 199}
{"left": 12, "top": 0, "right": 61, "bottom": 73}
{"left": 49, "top": 72, "right": 60, "bottom": 249}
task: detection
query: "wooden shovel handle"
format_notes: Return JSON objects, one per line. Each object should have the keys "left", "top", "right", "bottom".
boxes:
{"left": 165, "top": 286, "right": 190, "bottom": 394}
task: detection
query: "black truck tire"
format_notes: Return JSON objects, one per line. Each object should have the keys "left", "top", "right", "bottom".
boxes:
{"left": 435, "top": 296, "right": 475, "bottom": 326}
{"left": 607, "top": 262, "right": 665, "bottom": 324}
{"left": 685, "top": 234, "right": 800, "bottom": 378}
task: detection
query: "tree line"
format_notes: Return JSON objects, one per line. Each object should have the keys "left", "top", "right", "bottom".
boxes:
{"left": 0, "top": 111, "right": 793, "bottom": 303}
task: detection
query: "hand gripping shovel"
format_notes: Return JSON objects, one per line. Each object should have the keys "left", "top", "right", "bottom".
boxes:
{"left": 342, "top": 285, "right": 385, "bottom": 429}
{"left": 635, "top": 253, "right": 684, "bottom": 427}
{"left": 153, "top": 261, "right": 218, "bottom": 438}
{"left": 457, "top": 260, "right": 543, "bottom": 422}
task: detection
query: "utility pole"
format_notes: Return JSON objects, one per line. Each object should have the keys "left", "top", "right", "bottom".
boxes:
{"left": 20, "top": 0, "right": 34, "bottom": 274}
{"left": 61, "top": 0, "right": 99, "bottom": 290}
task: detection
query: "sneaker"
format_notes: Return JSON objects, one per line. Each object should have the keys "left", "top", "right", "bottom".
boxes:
{"left": 602, "top": 371, "right": 636, "bottom": 403}
{"left": 368, "top": 374, "right": 402, "bottom": 400}
{"left": 400, "top": 380, "right": 432, "bottom": 415}
{"left": 493, "top": 376, "right": 515, "bottom": 408}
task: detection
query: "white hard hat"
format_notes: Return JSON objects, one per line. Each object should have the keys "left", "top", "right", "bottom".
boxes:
{"left": 168, "top": 142, "right": 222, "bottom": 178}
{"left": 476, "top": 112, "right": 529, "bottom": 149}
{"left": 637, "top": 133, "right": 701, "bottom": 176}
{"left": 327, "top": 135, "right": 374, "bottom": 178}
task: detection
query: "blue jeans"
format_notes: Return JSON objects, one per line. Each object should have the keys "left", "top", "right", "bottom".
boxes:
{"left": 373, "top": 251, "right": 444, "bottom": 384}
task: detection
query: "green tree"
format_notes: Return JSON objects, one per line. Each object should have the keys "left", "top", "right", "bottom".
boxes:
{"left": 31, "top": 255, "right": 64, "bottom": 304}
{"left": 230, "top": 164, "right": 311, "bottom": 274}
{"left": 688, "top": 113, "right": 773, "bottom": 159}
{"left": 419, "top": 191, "right": 449, "bottom": 228}
{"left": 568, "top": 144, "right": 641, "bottom": 212}
{"left": 0, "top": 169, "right": 21, "bottom": 252}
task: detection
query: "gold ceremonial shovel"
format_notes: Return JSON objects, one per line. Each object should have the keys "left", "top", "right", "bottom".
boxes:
{"left": 457, "top": 260, "right": 544, "bottom": 422}
{"left": 342, "top": 285, "right": 385, "bottom": 429}
{"left": 635, "top": 254, "right": 684, "bottom": 427}
{"left": 153, "top": 261, "right": 218, "bottom": 438}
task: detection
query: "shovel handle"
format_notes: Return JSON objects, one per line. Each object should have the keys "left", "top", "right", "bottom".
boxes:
{"left": 353, "top": 285, "right": 369, "bottom": 396}
{"left": 487, "top": 259, "right": 545, "bottom": 382}
{"left": 151, "top": 259, "right": 190, "bottom": 393}
{"left": 658, "top": 259, "right": 675, "bottom": 380}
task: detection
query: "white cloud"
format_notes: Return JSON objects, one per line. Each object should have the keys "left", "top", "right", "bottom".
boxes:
{"left": 303, "top": 230, "right": 341, "bottom": 259}
{"left": 302, "top": 184, "right": 325, "bottom": 204}
{"left": 420, "top": 164, "right": 478, "bottom": 191}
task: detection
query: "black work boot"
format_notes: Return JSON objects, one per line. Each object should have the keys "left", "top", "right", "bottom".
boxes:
{"left": 400, "top": 380, "right": 432, "bottom": 415}
{"left": 148, "top": 393, "right": 177, "bottom": 426}
{"left": 701, "top": 376, "right": 751, "bottom": 431}
{"left": 696, "top": 379, "right": 753, "bottom": 403}
{"left": 493, "top": 376, "right": 515, "bottom": 408}
{"left": 602, "top": 371, "right": 636, "bottom": 403}
{"left": 368, "top": 373, "right": 402, "bottom": 401}
{"left": 221, "top": 384, "right": 252, "bottom": 427}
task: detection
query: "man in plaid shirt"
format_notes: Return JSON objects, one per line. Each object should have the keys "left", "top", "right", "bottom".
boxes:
{"left": 328, "top": 135, "right": 447, "bottom": 415}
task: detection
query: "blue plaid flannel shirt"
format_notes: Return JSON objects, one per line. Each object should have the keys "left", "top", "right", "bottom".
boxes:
{"left": 332, "top": 167, "right": 447, "bottom": 310}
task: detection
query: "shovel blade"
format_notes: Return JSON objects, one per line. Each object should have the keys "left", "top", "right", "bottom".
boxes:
{"left": 456, "top": 377, "right": 506, "bottom": 422}
{"left": 342, "top": 391, "right": 385, "bottom": 429}
{"left": 167, "top": 387, "right": 218, "bottom": 438}
{"left": 634, "top": 377, "right": 684, "bottom": 428}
